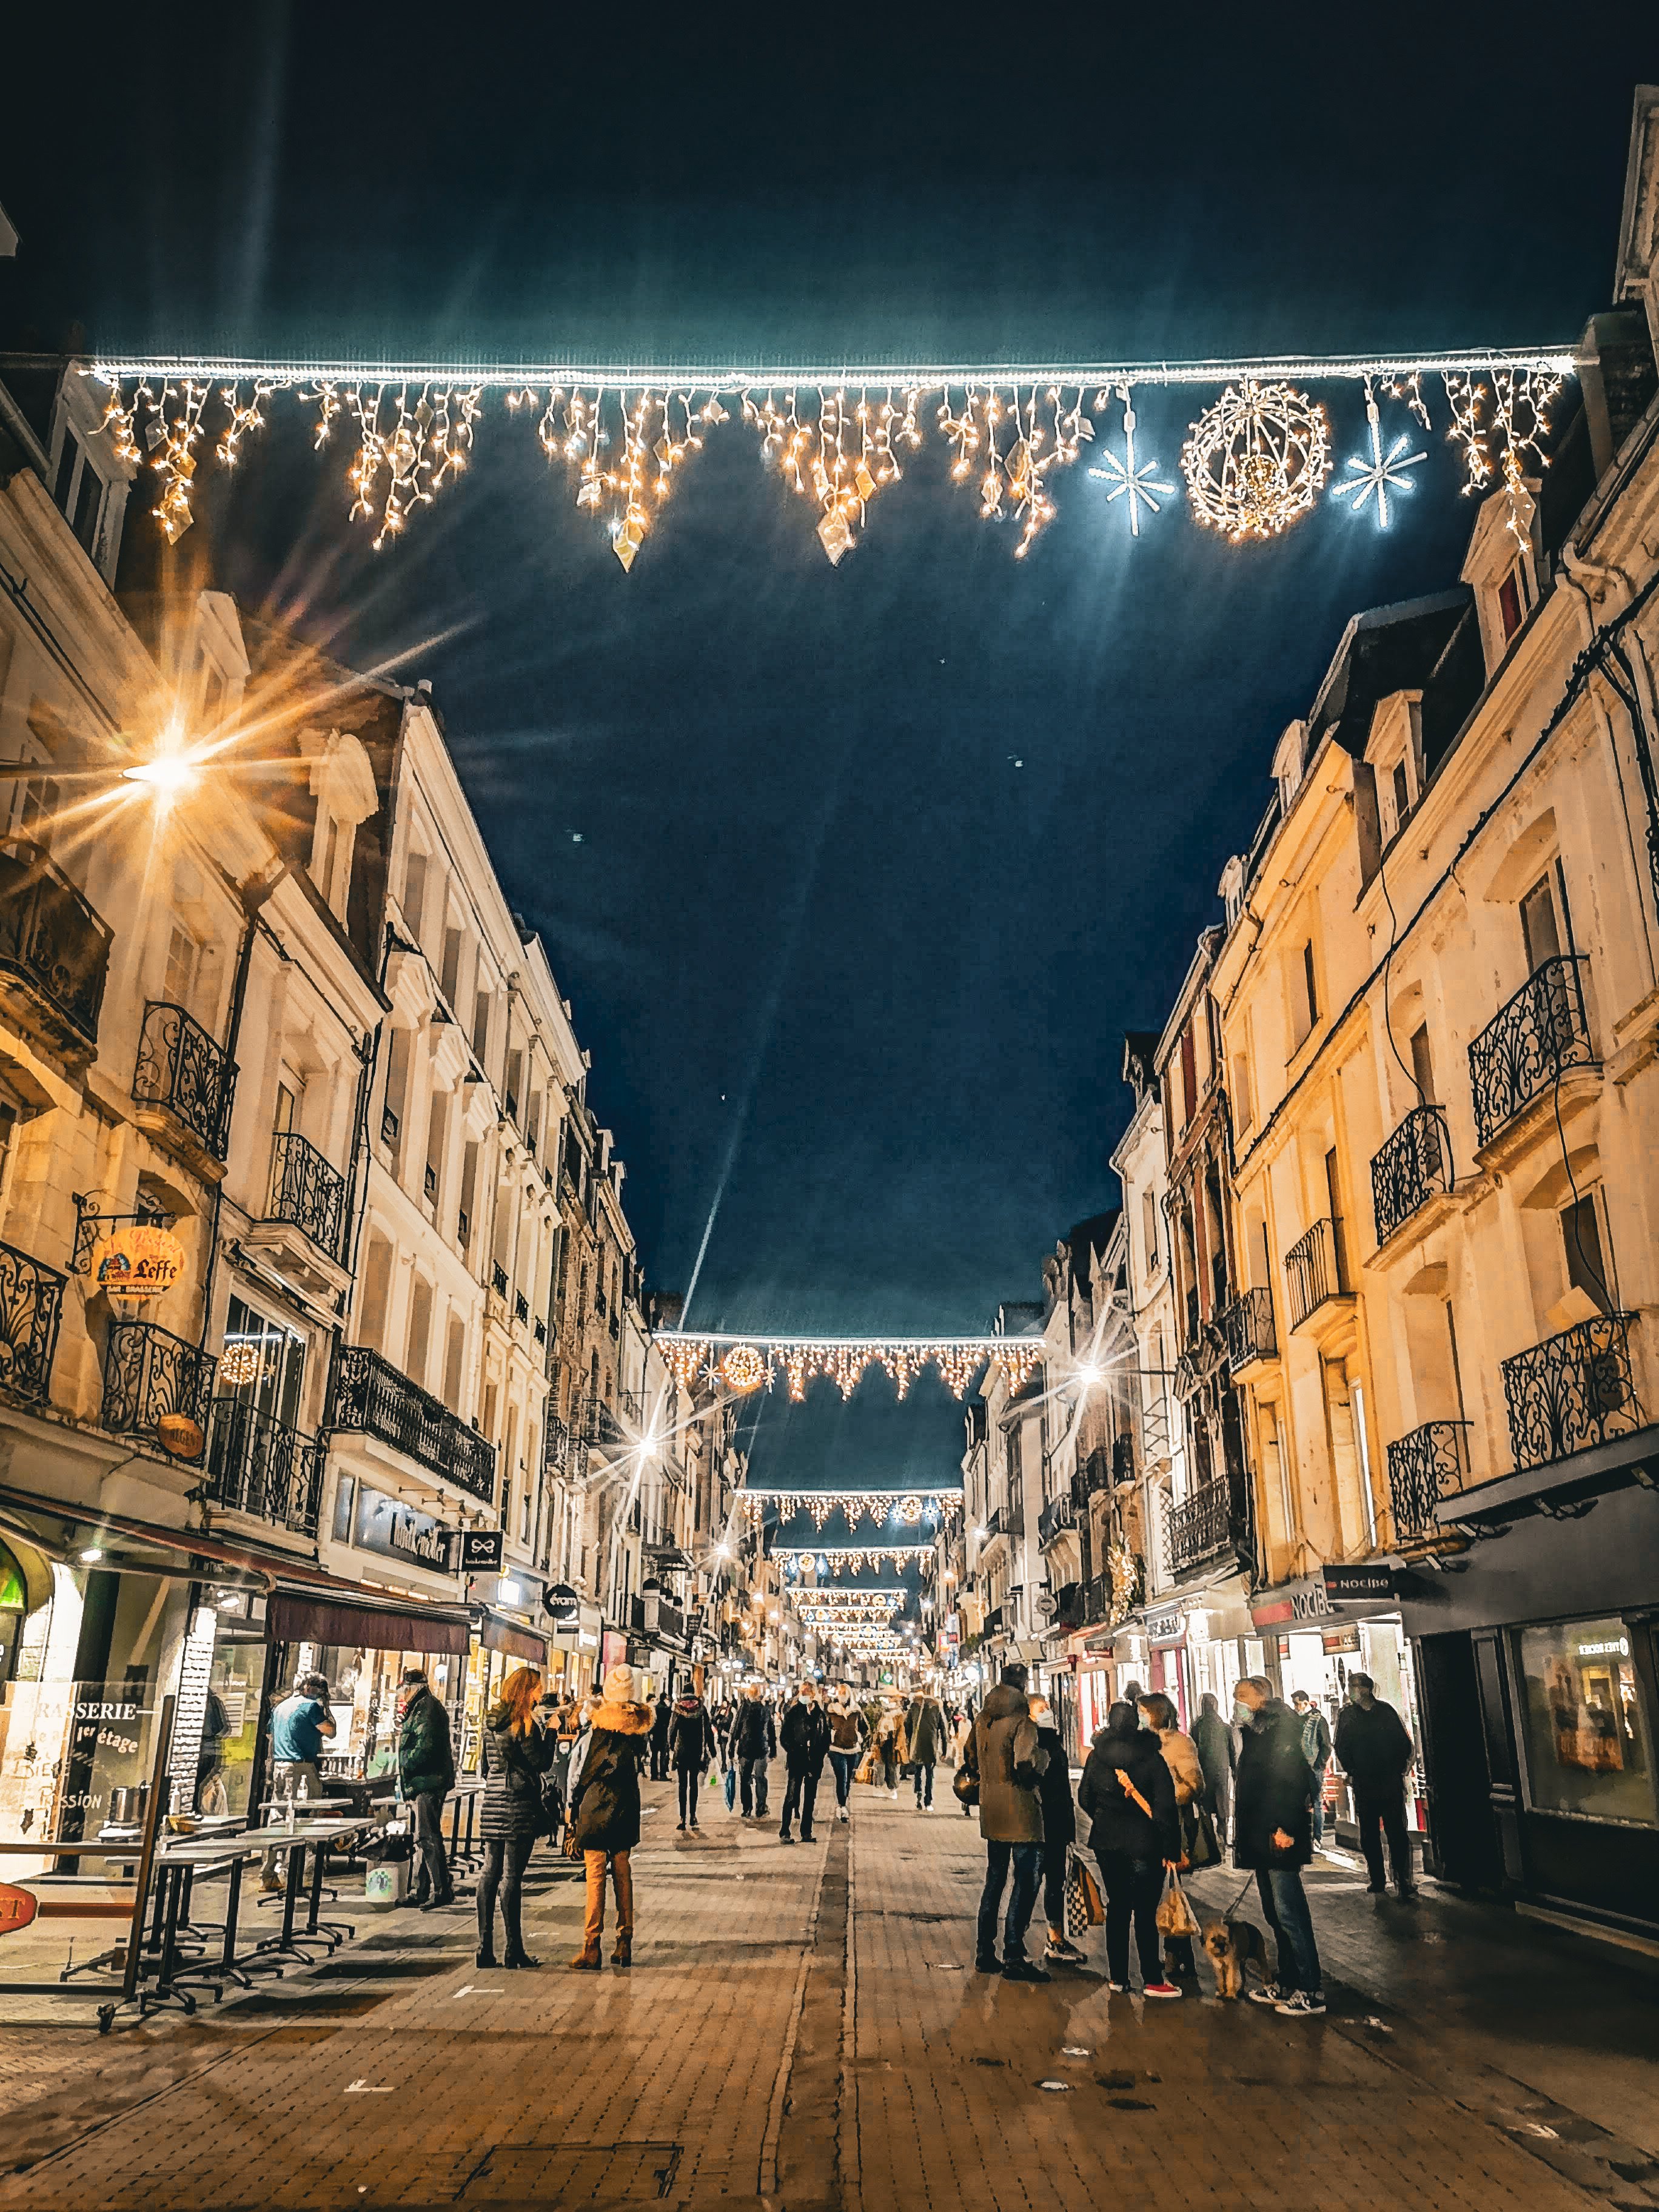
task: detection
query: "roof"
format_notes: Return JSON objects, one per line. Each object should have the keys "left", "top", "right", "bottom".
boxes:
{"left": 1307, "top": 590, "right": 1470, "bottom": 757}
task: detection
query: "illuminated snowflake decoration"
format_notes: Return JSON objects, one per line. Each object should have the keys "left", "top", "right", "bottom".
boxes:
{"left": 1331, "top": 389, "right": 1426, "bottom": 530}
{"left": 1181, "top": 379, "right": 1333, "bottom": 541}
{"left": 1088, "top": 387, "right": 1174, "bottom": 536}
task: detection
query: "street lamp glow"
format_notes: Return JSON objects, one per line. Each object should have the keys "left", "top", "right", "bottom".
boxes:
{"left": 122, "top": 748, "right": 203, "bottom": 800}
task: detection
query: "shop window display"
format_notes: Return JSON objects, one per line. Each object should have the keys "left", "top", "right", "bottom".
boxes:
{"left": 1517, "top": 1617, "right": 1655, "bottom": 1829}
{"left": 297, "top": 1646, "right": 463, "bottom": 1781}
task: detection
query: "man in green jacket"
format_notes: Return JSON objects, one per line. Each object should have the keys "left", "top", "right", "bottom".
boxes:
{"left": 397, "top": 1667, "right": 456, "bottom": 1909}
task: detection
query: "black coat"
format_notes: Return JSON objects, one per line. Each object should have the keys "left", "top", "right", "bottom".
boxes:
{"left": 1077, "top": 1724, "right": 1180, "bottom": 1862}
{"left": 1334, "top": 1698, "right": 1413, "bottom": 1792}
{"left": 780, "top": 1700, "right": 831, "bottom": 1775}
{"left": 1233, "top": 1699, "right": 1316, "bottom": 1869}
{"left": 729, "top": 1700, "right": 777, "bottom": 1761}
{"left": 479, "top": 1711, "right": 556, "bottom": 1842}
{"left": 666, "top": 1698, "right": 718, "bottom": 1772}
{"left": 1032, "top": 1723, "right": 1076, "bottom": 1848}
{"left": 651, "top": 1697, "right": 672, "bottom": 1746}
{"left": 568, "top": 1700, "right": 654, "bottom": 1853}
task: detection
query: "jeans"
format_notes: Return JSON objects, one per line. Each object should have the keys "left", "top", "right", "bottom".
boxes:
{"left": 879, "top": 1748, "right": 899, "bottom": 1789}
{"left": 1310, "top": 1784, "right": 1326, "bottom": 1849}
{"left": 582, "top": 1849, "right": 633, "bottom": 1949}
{"left": 780, "top": 1768, "right": 819, "bottom": 1837}
{"left": 1041, "top": 1838, "right": 1068, "bottom": 1935}
{"left": 651, "top": 1737, "right": 670, "bottom": 1780}
{"left": 1098, "top": 1850, "right": 1164, "bottom": 1986}
{"left": 677, "top": 1768, "right": 703, "bottom": 1825}
{"left": 913, "top": 1760, "right": 934, "bottom": 1808}
{"left": 1355, "top": 1786, "right": 1413, "bottom": 1890}
{"left": 828, "top": 1750, "right": 857, "bottom": 1806}
{"left": 976, "top": 1840, "right": 1042, "bottom": 1964}
{"left": 260, "top": 1759, "right": 322, "bottom": 1879}
{"left": 476, "top": 1832, "right": 535, "bottom": 1956}
{"left": 410, "top": 1789, "right": 449, "bottom": 1899}
{"left": 739, "top": 1755, "right": 769, "bottom": 1816}
{"left": 1257, "top": 1866, "right": 1322, "bottom": 1994}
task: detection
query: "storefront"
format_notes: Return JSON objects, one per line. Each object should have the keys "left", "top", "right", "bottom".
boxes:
{"left": 1398, "top": 1471, "right": 1659, "bottom": 1941}
{"left": 460, "top": 1606, "right": 551, "bottom": 1774}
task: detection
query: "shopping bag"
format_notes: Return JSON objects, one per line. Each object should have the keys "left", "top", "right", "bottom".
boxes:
{"left": 855, "top": 1750, "right": 877, "bottom": 1785}
{"left": 1184, "top": 1801, "right": 1222, "bottom": 1870}
{"left": 1063, "top": 1848, "right": 1104, "bottom": 1939}
{"left": 1156, "top": 1868, "right": 1201, "bottom": 1940}
{"left": 951, "top": 1761, "right": 979, "bottom": 1808}
{"left": 724, "top": 1766, "right": 737, "bottom": 1811}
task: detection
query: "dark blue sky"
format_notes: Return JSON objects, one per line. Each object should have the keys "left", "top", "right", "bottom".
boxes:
{"left": 4, "top": 10, "right": 1654, "bottom": 1503}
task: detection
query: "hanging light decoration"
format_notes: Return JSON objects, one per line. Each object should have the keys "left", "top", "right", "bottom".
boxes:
{"left": 1181, "top": 379, "right": 1333, "bottom": 542}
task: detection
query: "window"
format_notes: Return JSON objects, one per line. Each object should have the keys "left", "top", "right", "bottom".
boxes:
{"left": 164, "top": 924, "right": 201, "bottom": 1016}
{"left": 383, "top": 1030, "right": 411, "bottom": 1156}
{"left": 273, "top": 1078, "right": 299, "bottom": 1139}
{"left": 1231, "top": 1047, "right": 1254, "bottom": 1136}
{"left": 1560, "top": 1192, "right": 1614, "bottom": 1315}
{"left": 1517, "top": 1618, "right": 1655, "bottom": 1828}
{"left": 1496, "top": 565, "right": 1524, "bottom": 643}
{"left": 443, "top": 1317, "right": 465, "bottom": 1411}
{"left": 403, "top": 850, "right": 429, "bottom": 942}
{"left": 1179, "top": 1026, "right": 1197, "bottom": 1131}
{"left": 360, "top": 1236, "right": 393, "bottom": 1352}
{"left": 1302, "top": 943, "right": 1320, "bottom": 1027}
{"left": 1141, "top": 1190, "right": 1159, "bottom": 1279}
{"left": 1290, "top": 940, "right": 1319, "bottom": 1052}
{"left": 1409, "top": 1022, "right": 1436, "bottom": 1107}
{"left": 53, "top": 432, "right": 105, "bottom": 560}
{"left": 441, "top": 925, "right": 463, "bottom": 1005}
{"left": 1390, "top": 759, "right": 1411, "bottom": 837}
{"left": 472, "top": 988, "right": 492, "bottom": 1064}
{"left": 458, "top": 1141, "right": 478, "bottom": 1251}
{"left": 221, "top": 1293, "right": 304, "bottom": 1427}
{"left": 1520, "top": 870, "right": 1564, "bottom": 974}
{"left": 405, "top": 1276, "right": 434, "bottom": 1386}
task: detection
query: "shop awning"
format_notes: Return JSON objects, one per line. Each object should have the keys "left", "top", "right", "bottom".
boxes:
{"left": 267, "top": 1583, "right": 470, "bottom": 1654}
{"left": 1435, "top": 1422, "right": 1659, "bottom": 1527}
{"left": 478, "top": 1610, "right": 548, "bottom": 1663}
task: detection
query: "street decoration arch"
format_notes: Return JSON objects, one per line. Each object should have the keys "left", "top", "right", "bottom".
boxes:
{"left": 658, "top": 1330, "right": 1041, "bottom": 1402}
{"left": 87, "top": 347, "right": 1570, "bottom": 566}
{"left": 737, "top": 1486, "right": 962, "bottom": 1529}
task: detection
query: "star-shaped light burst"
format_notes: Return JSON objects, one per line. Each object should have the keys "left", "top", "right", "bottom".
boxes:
{"left": 1332, "top": 390, "right": 1427, "bottom": 530}
{"left": 1088, "top": 386, "right": 1175, "bottom": 537}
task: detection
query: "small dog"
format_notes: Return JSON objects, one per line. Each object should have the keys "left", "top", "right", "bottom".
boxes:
{"left": 1201, "top": 1916, "right": 1271, "bottom": 2000}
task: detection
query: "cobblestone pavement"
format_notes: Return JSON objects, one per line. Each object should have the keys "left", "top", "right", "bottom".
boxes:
{"left": 0, "top": 1774, "right": 1654, "bottom": 2211}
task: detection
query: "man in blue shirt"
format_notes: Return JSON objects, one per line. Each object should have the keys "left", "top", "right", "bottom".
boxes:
{"left": 260, "top": 1674, "right": 336, "bottom": 1892}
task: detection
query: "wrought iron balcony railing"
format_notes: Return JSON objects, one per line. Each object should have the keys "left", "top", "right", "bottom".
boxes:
{"left": 102, "top": 1319, "right": 216, "bottom": 1457}
{"left": 545, "top": 1413, "right": 586, "bottom": 1478}
{"left": 133, "top": 1001, "right": 237, "bottom": 1160}
{"left": 0, "top": 1239, "right": 66, "bottom": 1404}
{"left": 980, "top": 1505, "right": 1008, "bottom": 1542}
{"left": 330, "top": 1343, "right": 497, "bottom": 1502}
{"left": 203, "top": 1398, "right": 325, "bottom": 1535}
{"left": 1037, "top": 1489, "right": 1076, "bottom": 1547}
{"left": 1386, "top": 1420, "right": 1470, "bottom": 1543}
{"left": 1371, "top": 1105, "right": 1453, "bottom": 1246}
{"left": 1164, "top": 1480, "right": 1235, "bottom": 1581}
{"left": 266, "top": 1131, "right": 347, "bottom": 1261}
{"left": 1469, "top": 955, "right": 1595, "bottom": 1148}
{"left": 1221, "top": 1285, "right": 1278, "bottom": 1369}
{"left": 0, "top": 835, "right": 112, "bottom": 1050}
{"left": 1501, "top": 1312, "right": 1643, "bottom": 1474}
{"left": 1284, "top": 1218, "right": 1345, "bottom": 1330}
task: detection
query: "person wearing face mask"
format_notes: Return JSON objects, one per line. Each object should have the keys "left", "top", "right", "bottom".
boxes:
{"left": 1027, "top": 1691, "right": 1085, "bottom": 1966}
{"left": 779, "top": 1681, "right": 831, "bottom": 1843}
{"left": 1232, "top": 1675, "right": 1325, "bottom": 2018}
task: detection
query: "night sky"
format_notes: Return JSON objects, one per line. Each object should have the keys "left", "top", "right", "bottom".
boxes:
{"left": 4, "top": 13, "right": 1655, "bottom": 1518}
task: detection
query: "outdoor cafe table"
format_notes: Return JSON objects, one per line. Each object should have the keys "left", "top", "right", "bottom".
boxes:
{"left": 145, "top": 1832, "right": 271, "bottom": 2015}
{"left": 248, "top": 1814, "right": 380, "bottom": 1965}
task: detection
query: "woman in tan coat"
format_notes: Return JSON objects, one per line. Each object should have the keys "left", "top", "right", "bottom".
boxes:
{"left": 1139, "top": 1692, "right": 1203, "bottom": 1982}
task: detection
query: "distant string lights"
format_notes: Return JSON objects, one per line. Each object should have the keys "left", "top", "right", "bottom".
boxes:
{"left": 85, "top": 347, "right": 1573, "bottom": 563}
{"left": 656, "top": 1331, "right": 1041, "bottom": 1403}
{"left": 738, "top": 1487, "right": 963, "bottom": 1530}
{"left": 774, "top": 1546, "right": 936, "bottom": 1575}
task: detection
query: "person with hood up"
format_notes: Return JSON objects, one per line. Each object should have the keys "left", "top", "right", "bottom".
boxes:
{"left": 965, "top": 1663, "right": 1050, "bottom": 1982}
{"left": 667, "top": 1674, "right": 719, "bottom": 1833}
{"left": 567, "top": 1663, "right": 654, "bottom": 1970}
{"left": 779, "top": 1681, "right": 831, "bottom": 1843}
{"left": 1233, "top": 1675, "right": 1324, "bottom": 2016}
{"left": 396, "top": 1667, "right": 456, "bottom": 1911}
{"left": 649, "top": 1691, "right": 672, "bottom": 1781}
{"left": 475, "top": 1665, "right": 557, "bottom": 1969}
{"left": 901, "top": 1689, "right": 948, "bottom": 1810}
{"left": 1192, "top": 1690, "right": 1236, "bottom": 1834}
{"left": 1333, "top": 1672, "right": 1416, "bottom": 1897}
{"left": 1027, "top": 1689, "right": 1085, "bottom": 1967}
{"left": 825, "top": 1686, "right": 868, "bottom": 1822}
{"left": 1077, "top": 1700, "right": 1184, "bottom": 1998}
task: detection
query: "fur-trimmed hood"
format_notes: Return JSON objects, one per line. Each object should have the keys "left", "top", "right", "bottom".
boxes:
{"left": 589, "top": 1699, "right": 654, "bottom": 1735}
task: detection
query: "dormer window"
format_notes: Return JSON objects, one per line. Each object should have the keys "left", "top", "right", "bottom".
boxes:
{"left": 1496, "top": 562, "right": 1526, "bottom": 643}
{"left": 1218, "top": 853, "right": 1246, "bottom": 931}
{"left": 1462, "top": 488, "right": 1540, "bottom": 675}
{"left": 307, "top": 728, "right": 379, "bottom": 926}
{"left": 1364, "top": 690, "right": 1426, "bottom": 852}
{"left": 52, "top": 431, "right": 107, "bottom": 561}
{"left": 1270, "top": 720, "right": 1308, "bottom": 817}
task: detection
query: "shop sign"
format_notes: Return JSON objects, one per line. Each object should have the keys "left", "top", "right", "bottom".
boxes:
{"left": 1252, "top": 1578, "right": 1335, "bottom": 1629}
{"left": 0, "top": 1883, "right": 37, "bottom": 1938}
{"left": 1146, "top": 1611, "right": 1185, "bottom": 1647}
{"left": 353, "top": 1486, "right": 452, "bottom": 1572}
{"left": 1322, "top": 1564, "right": 1396, "bottom": 1603}
{"left": 1321, "top": 1626, "right": 1362, "bottom": 1655}
{"left": 544, "top": 1582, "right": 581, "bottom": 1627}
{"left": 92, "top": 1224, "right": 186, "bottom": 1302}
{"left": 452, "top": 1527, "right": 504, "bottom": 1574}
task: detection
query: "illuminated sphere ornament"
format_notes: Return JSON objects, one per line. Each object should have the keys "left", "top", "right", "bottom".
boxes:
{"left": 1181, "top": 380, "right": 1333, "bottom": 541}
{"left": 720, "top": 1343, "right": 769, "bottom": 1396}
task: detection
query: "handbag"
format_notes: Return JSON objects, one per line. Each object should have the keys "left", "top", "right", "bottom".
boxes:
{"left": 1062, "top": 1849, "right": 1105, "bottom": 1939}
{"left": 952, "top": 1761, "right": 979, "bottom": 1808}
{"left": 724, "top": 1766, "right": 737, "bottom": 1811}
{"left": 1156, "top": 1868, "right": 1201, "bottom": 1940}
{"left": 1185, "top": 1801, "right": 1221, "bottom": 1870}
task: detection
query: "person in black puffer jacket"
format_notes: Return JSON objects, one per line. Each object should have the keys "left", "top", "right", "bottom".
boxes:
{"left": 666, "top": 1683, "right": 719, "bottom": 1833}
{"left": 1077, "top": 1701, "right": 1182, "bottom": 1998}
{"left": 728, "top": 1684, "right": 777, "bottom": 1819}
{"left": 476, "top": 1667, "right": 557, "bottom": 1970}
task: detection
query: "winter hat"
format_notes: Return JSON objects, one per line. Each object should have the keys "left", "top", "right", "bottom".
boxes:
{"left": 603, "top": 1662, "right": 637, "bottom": 1703}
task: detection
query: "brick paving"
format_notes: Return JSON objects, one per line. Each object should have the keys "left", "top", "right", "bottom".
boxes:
{"left": 0, "top": 1770, "right": 1652, "bottom": 2210}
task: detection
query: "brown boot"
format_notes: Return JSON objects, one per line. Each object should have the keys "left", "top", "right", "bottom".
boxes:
{"left": 612, "top": 1932, "right": 631, "bottom": 1967}
{"left": 569, "top": 1942, "right": 602, "bottom": 1971}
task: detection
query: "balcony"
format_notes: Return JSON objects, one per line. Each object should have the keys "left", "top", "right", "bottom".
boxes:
{"left": 0, "top": 836, "right": 112, "bottom": 1057}
{"left": 1386, "top": 1419, "right": 1470, "bottom": 1546}
{"left": 584, "top": 1399, "right": 632, "bottom": 1452}
{"left": 1370, "top": 1105, "right": 1453, "bottom": 1247}
{"left": 1469, "top": 955, "right": 1595, "bottom": 1150}
{"left": 1501, "top": 1312, "right": 1642, "bottom": 1474}
{"left": 514, "top": 1290, "right": 529, "bottom": 1326}
{"left": 980, "top": 1505, "right": 1008, "bottom": 1545}
{"left": 330, "top": 1343, "right": 497, "bottom": 1504}
{"left": 0, "top": 1239, "right": 66, "bottom": 1404}
{"left": 264, "top": 1131, "right": 347, "bottom": 1262}
{"left": 545, "top": 1414, "right": 586, "bottom": 1479}
{"left": 982, "top": 1605, "right": 1005, "bottom": 1637}
{"left": 1284, "top": 1218, "right": 1347, "bottom": 1332}
{"left": 203, "top": 1398, "right": 325, "bottom": 1536}
{"left": 1037, "top": 1489, "right": 1077, "bottom": 1547}
{"left": 1164, "top": 1480, "right": 1235, "bottom": 1581}
{"left": 102, "top": 1319, "right": 216, "bottom": 1459}
{"left": 132, "top": 1002, "right": 238, "bottom": 1167}
{"left": 1221, "top": 1286, "right": 1277, "bottom": 1371}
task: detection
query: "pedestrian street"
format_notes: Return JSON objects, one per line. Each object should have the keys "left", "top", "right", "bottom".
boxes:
{"left": 2, "top": 1773, "right": 1654, "bottom": 2212}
